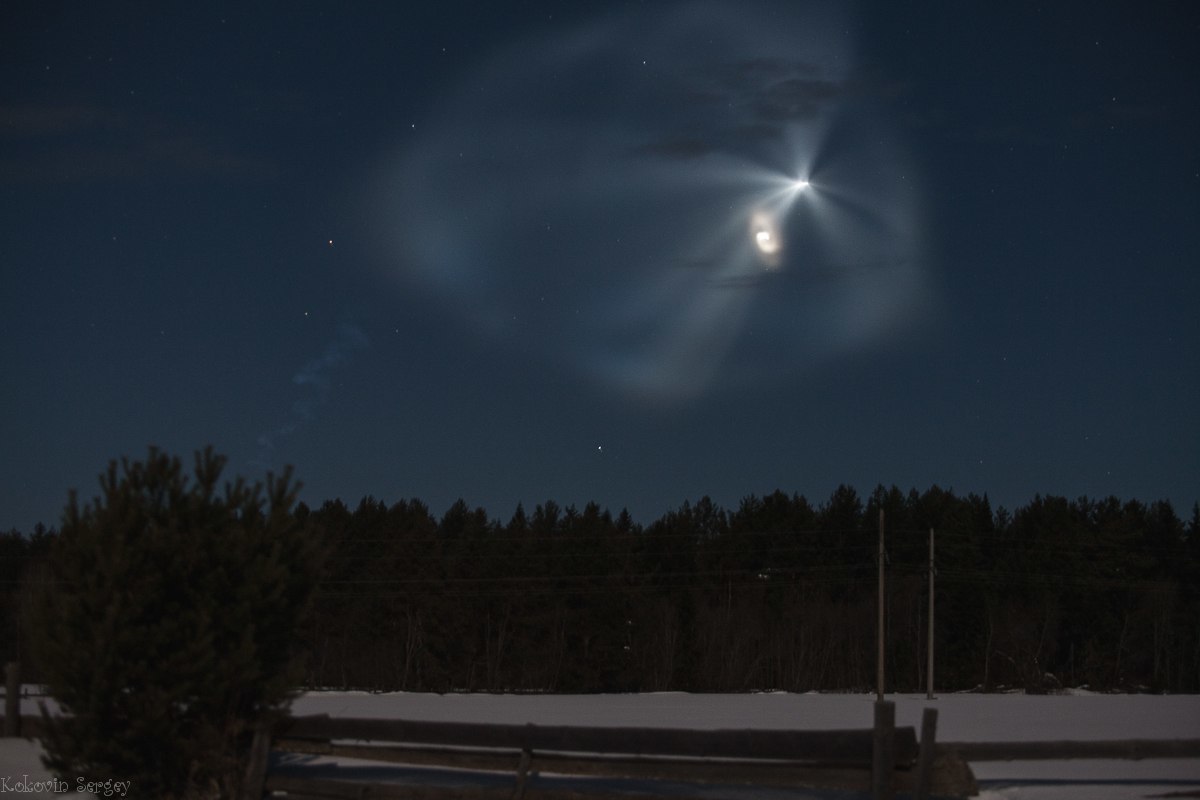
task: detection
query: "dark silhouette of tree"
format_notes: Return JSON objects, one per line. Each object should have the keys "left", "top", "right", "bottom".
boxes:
{"left": 30, "top": 447, "right": 322, "bottom": 799}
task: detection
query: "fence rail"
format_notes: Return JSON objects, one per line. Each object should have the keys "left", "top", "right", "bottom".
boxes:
{"left": 278, "top": 713, "right": 916, "bottom": 765}
{"left": 945, "top": 738, "right": 1200, "bottom": 762}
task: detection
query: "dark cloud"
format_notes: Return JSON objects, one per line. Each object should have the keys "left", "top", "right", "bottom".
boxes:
{"left": 709, "top": 274, "right": 771, "bottom": 289}
{"left": 629, "top": 136, "right": 716, "bottom": 160}
{"left": 842, "top": 68, "right": 916, "bottom": 103}
{"left": 628, "top": 126, "right": 783, "bottom": 164}
{"left": 751, "top": 78, "right": 843, "bottom": 122}
{"left": 713, "top": 58, "right": 844, "bottom": 123}
{"left": 732, "top": 57, "right": 823, "bottom": 81}
{"left": 0, "top": 104, "right": 128, "bottom": 137}
{"left": 0, "top": 103, "right": 275, "bottom": 184}
{"left": 628, "top": 59, "right": 838, "bottom": 162}
{"left": 729, "top": 123, "right": 786, "bottom": 144}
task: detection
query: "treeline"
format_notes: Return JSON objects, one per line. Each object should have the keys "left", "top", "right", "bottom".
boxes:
{"left": 5, "top": 486, "right": 1199, "bottom": 693}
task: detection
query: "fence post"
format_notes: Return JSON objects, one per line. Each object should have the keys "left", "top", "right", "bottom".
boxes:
{"left": 510, "top": 748, "right": 533, "bottom": 800}
{"left": 4, "top": 662, "right": 19, "bottom": 738}
{"left": 915, "top": 707, "right": 938, "bottom": 800}
{"left": 871, "top": 699, "right": 895, "bottom": 800}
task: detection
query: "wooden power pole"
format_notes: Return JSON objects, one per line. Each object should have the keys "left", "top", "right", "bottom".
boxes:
{"left": 927, "top": 527, "right": 935, "bottom": 700}
{"left": 877, "top": 508, "right": 885, "bottom": 702}
{"left": 873, "top": 509, "right": 891, "bottom": 798}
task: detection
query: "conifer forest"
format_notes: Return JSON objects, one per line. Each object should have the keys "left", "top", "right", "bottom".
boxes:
{"left": 4, "top": 485, "right": 1198, "bottom": 694}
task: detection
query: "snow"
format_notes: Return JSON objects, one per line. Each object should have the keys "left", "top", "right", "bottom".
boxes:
{"left": 0, "top": 738, "right": 99, "bottom": 798}
{"left": 288, "top": 689, "right": 1200, "bottom": 741}
{"left": 4, "top": 691, "right": 1198, "bottom": 798}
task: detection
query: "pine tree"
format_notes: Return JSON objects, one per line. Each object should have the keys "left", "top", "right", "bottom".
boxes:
{"left": 31, "top": 447, "right": 324, "bottom": 799}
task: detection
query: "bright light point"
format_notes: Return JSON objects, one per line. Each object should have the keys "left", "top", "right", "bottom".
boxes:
{"left": 750, "top": 211, "right": 781, "bottom": 264}
{"left": 754, "top": 227, "right": 778, "bottom": 255}
{"left": 793, "top": 178, "right": 810, "bottom": 191}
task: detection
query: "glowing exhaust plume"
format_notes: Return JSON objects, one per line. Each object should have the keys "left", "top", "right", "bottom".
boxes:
{"left": 366, "top": 1, "right": 928, "bottom": 405}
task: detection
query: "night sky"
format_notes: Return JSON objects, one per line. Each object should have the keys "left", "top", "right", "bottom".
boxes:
{"left": 3, "top": 2, "right": 1198, "bottom": 531}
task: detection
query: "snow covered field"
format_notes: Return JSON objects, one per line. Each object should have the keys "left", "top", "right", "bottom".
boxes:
{"left": 4, "top": 691, "right": 1198, "bottom": 799}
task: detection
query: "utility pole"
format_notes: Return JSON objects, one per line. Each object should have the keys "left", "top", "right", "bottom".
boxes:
{"left": 927, "top": 527, "right": 935, "bottom": 700}
{"left": 877, "top": 508, "right": 885, "bottom": 702}
{"left": 873, "top": 508, "right": 892, "bottom": 799}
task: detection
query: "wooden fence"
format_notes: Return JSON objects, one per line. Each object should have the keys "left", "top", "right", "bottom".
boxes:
{"left": 0, "top": 704, "right": 961, "bottom": 798}
{"left": 253, "top": 702, "right": 974, "bottom": 800}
